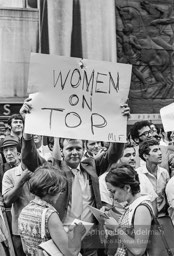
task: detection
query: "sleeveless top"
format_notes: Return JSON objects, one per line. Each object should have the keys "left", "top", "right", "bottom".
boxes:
{"left": 115, "top": 195, "right": 153, "bottom": 256}
{"left": 18, "top": 196, "right": 57, "bottom": 256}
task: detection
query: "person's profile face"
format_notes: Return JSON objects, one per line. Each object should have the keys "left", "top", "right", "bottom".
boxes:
{"left": 62, "top": 139, "right": 84, "bottom": 169}
{"left": 106, "top": 182, "right": 127, "bottom": 203}
{"left": 145, "top": 145, "right": 162, "bottom": 164}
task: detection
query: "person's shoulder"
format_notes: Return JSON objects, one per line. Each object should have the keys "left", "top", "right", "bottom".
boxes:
{"left": 135, "top": 201, "right": 153, "bottom": 218}
{"left": 166, "top": 176, "right": 174, "bottom": 191}
{"left": 3, "top": 164, "right": 22, "bottom": 177}
{"left": 3, "top": 166, "right": 16, "bottom": 176}
{"left": 158, "top": 166, "right": 169, "bottom": 176}
{"left": 136, "top": 166, "right": 145, "bottom": 173}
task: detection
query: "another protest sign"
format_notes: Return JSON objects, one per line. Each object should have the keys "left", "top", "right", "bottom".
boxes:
{"left": 160, "top": 103, "right": 174, "bottom": 132}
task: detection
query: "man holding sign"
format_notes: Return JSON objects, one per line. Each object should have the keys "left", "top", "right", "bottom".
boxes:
{"left": 20, "top": 54, "right": 131, "bottom": 256}
{"left": 20, "top": 98, "right": 130, "bottom": 256}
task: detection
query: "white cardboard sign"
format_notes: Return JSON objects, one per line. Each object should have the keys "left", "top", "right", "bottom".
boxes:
{"left": 25, "top": 53, "right": 132, "bottom": 142}
{"left": 160, "top": 103, "right": 174, "bottom": 132}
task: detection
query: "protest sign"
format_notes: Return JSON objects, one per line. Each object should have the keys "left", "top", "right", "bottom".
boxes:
{"left": 25, "top": 53, "right": 132, "bottom": 142}
{"left": 160, "top": 103, "right": 174, "bottom": 132}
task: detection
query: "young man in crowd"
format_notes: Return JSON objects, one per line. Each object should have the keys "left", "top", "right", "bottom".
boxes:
{"left": 20, "top": 98, "right": 130, "bottom": 256}
{"left": 7, "top": 114, "right": 24, "bottom": 140}
{"left": 130, "top": 120, "right": 174, "bottom": 172}
{"left": 1, "top": 135, "right": 33, "bottom": 256}
{"left": 137, "top": 138, "right": 169, "bottom": 216}
{"left": 129, "top": 120, "right": 153, "bottom": 168}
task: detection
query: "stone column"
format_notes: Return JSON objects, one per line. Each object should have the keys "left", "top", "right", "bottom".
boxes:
{"left": 0, "top": 8, "right": 39, "bottom": 97}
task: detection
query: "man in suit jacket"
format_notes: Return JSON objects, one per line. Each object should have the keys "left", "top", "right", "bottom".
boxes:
{"left": 20, "top": 99, "right": 130, "bottom": 256}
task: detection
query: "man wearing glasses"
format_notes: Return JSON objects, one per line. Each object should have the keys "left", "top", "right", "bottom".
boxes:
{"left": 130, "top": 120, "right": 152, "bottom": 144}
{"left": 130, "top": 120, "right": 153, "bottom": 167}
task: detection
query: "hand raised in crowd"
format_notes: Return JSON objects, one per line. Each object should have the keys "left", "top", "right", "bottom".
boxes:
{"left": 93, "top": 147, "right": 107, "bottom": 159}
{"left": 17, "top": 169, "right": 33, "bottom": 187}
{"left": 19, "top": 97, "right": 32, "bottom": 119}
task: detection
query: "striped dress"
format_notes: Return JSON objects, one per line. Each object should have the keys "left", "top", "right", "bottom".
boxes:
{"left": 18, "top": 196, "right": 57, "bottom": 256}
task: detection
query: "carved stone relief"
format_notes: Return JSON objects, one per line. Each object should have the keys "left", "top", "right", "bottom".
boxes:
{"left": 115, "top": 0, "right": 174, "bottom": 113}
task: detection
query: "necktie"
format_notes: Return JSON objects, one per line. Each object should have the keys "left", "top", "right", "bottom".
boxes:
{"left": 71, "top": 169, "right": 83, "bottom": 218}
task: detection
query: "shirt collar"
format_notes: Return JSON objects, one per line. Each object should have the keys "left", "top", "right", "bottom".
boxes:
{"left": 14, "top": 163, "right": 23, "bottom": 176}
{"left": 141, "top": 165, "right": 149, "bottom": 174}
{"left": 32, "top": 196, "right": 54, "bottom": 209}
{"left": 141, "top": 165, "right": 163, "bottom": 178}
{"left": 69, "top": 165, "right": 81, "bottom": 173}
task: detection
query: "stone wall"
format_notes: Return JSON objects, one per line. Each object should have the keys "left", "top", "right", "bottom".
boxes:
{"left": 116, "top": 0, "right": 174, "bottom": 114}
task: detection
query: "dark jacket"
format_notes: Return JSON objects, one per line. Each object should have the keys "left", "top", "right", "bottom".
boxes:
{"left": 22, "top": 138, "right": 124, "bottom": 221}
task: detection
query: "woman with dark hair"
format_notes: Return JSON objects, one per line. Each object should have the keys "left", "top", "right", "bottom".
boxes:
{"left": 18, "top": 163, "right": 85, "bottom": 256}
{"left": 104, "top": 164, "right": 153, "bottom": 256}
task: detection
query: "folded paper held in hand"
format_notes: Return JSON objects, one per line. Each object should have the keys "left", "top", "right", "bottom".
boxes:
{"left": 88, "top": 205, "right": 109, "bottom": 223}
{"left": 39, "top": 240, "right": 63, "bottom": 256}
{"left": 70, "top": 219, "right": 94, "bottom": 240}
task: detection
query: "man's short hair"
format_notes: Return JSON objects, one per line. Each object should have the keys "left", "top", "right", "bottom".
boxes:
{"left": 124, "top": 142, "right": 135, "bottom": 150}
{"left": 139, "top": 139, "right": 159, "bottom": 161}
{"left": 121, "top": 143, "right": 135, "bottom": 157}
{"left": 7, "top": 114, "right": 24, "bottom": 127}
{"left": 130, "top": 120, "right": 151, "bottom": 142}
{"left": 59, "top": 138, "right": 85, "bottom": 150}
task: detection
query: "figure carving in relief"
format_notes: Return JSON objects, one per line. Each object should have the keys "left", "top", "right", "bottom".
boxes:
{"left": 117, "top": 5, "right": 170, "bottom": 90}
{"left": 140, "top": 0, "right": 174, "bottom": 96}
{"left": 117, "top": 23, "right": 147, "bottom": 88}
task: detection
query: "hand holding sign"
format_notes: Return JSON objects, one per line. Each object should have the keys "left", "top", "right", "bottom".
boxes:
{"left": 24, "top": 54, "right": 132, "bottom": 142}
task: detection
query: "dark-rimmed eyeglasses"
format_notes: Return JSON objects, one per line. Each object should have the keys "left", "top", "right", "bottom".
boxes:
{"left": 139, "top": 130, "right": 152, "bottom": 138}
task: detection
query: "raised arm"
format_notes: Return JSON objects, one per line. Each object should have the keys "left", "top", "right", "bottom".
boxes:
{"left": 95, "top": 102, "right": 130, "bottom": 175}
{"left": 20, "top": 98, "right": 45, "bottom": 172}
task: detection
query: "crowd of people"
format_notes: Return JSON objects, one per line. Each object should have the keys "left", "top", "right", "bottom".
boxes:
{"left": 0, "top": 98, "right": 174, "bottom": 256}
